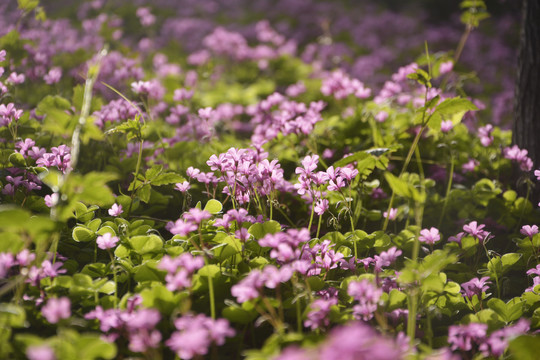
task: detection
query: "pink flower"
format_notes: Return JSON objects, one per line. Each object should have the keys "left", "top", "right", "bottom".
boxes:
{"left": 108, "top": 203, "right": 123, "bottom": 217}
{"left": 375, "top": 111, "right": 388, "bottom": 123}
{"left": 418, "top": 227, "right": 441, "bottom": 245}
{"left": 314, "top": 199, "right": 329, "bottom": 216}
{"left": 535, "top": 169, "right": 540, "bottom": 180}
{"left": 520, "top": 225, "right": 539, "bottom": 239}
{"left": 174, "top": 181, "right": 190, "bottom": 193}
{"left": 42, "top": 297, "right": 71, "bottom": 323}
{"left": 96, "top": 233, "right": 120, "bottom": 250}
{"left": 439, "top": 61, "right": 454, "bottom": 75}
{"left": 383, "top": 208, "right": 398, "bottom": 220}
{"left": 462, "top": 159, "right": 479, "bottom": 173}
{"left": 440, "top": 120, "right": 453, "bottom": 133}
{"left": 27, "top": 345, "right": 56, "bottom": 360}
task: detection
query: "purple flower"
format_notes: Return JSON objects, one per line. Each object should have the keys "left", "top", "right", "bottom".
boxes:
{"left": 504, "top": 145, "right": 533, "bottom": 171}
{"left": 167, "top": 328, "right": 210, "bottom": 359}
{"left": 418, "top": 227, "right": 441, "bottom": 245}
{"left": 448, "top": 323, "right": 487, "bottom": 351}
{"left": 314, "top": 199, "right": 329, "bottom": 215}
{"left": 520, "top": 224, "right": 539, "bottom": 239}
{"left": 44, "top": 67, "right": 62, "bottom": 85}
{"left": 374, "top": 247, "right": 402, "bottom": 272}
{"left": 375, "top": 111, "right": 388, "bottom": 122}
{"left": 440, "top": 120, "right": 454, "bottom": 133}
{"left": 479, "top": 319, "right": 530, "bottom": 357}
{"left": 526, "top": 264, "right": 540, "bottom": 277}
{"left": 42, "top": 297, "right": 71, "bottom": 324}
{"left": 27, "top": 345, "right": 56, "bottom": 360}
{"left": 96, "top": 233, "right": 120, "bottom": 250}
{"left": 348, "top": 279, "right": 382, "bottom": 321}
{"left": 168, "top": 219, "right": 198, "bottom": 236}
{"left": 231, "top": 270, "right": 265, "bottom": 303}
{"left": 0, "top": 252, "right": 15, "bottom": 278}
{"left": 44, "top": 193, "right": 59, "bottom": 208}
{"left": 304, "top": 297, "right": 338, "bottom": 330}
{"left": 174, "top": 181, "right": 190, "bottom": 193}
{"left": 184, "top": 208, "right": 211, "bottom": 224}
{"left": 318, "top": 322, "right": 403, "bottom": 360}
{"left": 461, "top": 276, "right": 491, "bottom": 300}
{"left": 463, "top": 221, "right": 489, "bottom": 242}
{"left": 439, "top": 61, "right": 454, "bottom": 75}
{"left": 462, "top": 159, "right": 479, "bottom": 173}
{"left": 383, "top": 208, "right": 398, "bottom": 221}
{"left": 478, "top": 124, "right": 494, "bottom": 147}
{"left": 535, "top": 169, "right": 540, "bottom": 181}
{"left": 108, "top": 203, "right": 123, "bottom": 217}
{"left": 235, "top": 228, "right": 251, "bottom": 242}
{"left": 166, "top": 314, "right": 234, "bottom": 359}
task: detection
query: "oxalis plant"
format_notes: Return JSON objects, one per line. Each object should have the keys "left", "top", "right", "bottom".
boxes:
{"left": 0, "top": 0, "right": 538, "bottom": 359}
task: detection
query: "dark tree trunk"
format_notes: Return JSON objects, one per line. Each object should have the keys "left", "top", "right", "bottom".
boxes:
{"left": 513, "top": 0, "right": 540, "bottom": 167}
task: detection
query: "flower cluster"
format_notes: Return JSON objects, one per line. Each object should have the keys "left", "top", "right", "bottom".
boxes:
{"left": 321, "top": 70, "right": 371, "bottom": 100}
{"left": 157, "top": 253, "right": 204, "bottom": 291}
{"left": 448, "top": 320, "right": 529, "bottom": 357}
{"left": 348, "top": 279, "right": 383, "bottom": 321}
{"left": 231, "top": 265, "right": 293, "bottom": 303}
{"left": 85, "top": 296, "right": 162, "bottom": 353}
{"left": 166, "top": 314, "right": 235, "bottom": 359}
{"left": 277, "top": 322, "right": 404, "bottom": 360}
{"left": 503, "top": 145, "right": 533, "bottom": 171}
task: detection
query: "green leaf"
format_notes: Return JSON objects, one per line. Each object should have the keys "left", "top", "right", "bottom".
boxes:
{"left": 384, "top": 172, "right": 422, "bottom": 202}
{"left": 204, "top": 199, "right": 223, "bottom": 214}
{"left": 128, "top": 235, "right": 163, "bottom": 255}
{"left": 8, "top": 152, "right": 26, "bottom": 167}
{"left": 501, "top": 253, "right": 521, "bottom": 272}
{"left": 17, "top": 0, "right": 39, "bottom": 12}
{"left": 0, "top": 303, "right": 26, "bottom": 327}
{"left": 133, "top": 261, "right": 165, "bottom": 282}
{"left": 145, "top": 165, "right": 163, "bottom": 181}
{"left": 421, "top": 273, "right": 444, "bottom": 293}
{"left": 222, "top": 305, "right": 257, "bottom": 324}
{"left": 213, "top": 235, "right": 242, "bottom": 261}
{"left": 81, "top": 263, "right": 108, "bottom": 278}
{"left": 152, "top": 172, "right": 185, "bottom": 186}
{"left": 198, "top": 264, "right": 220, "bottom": 278}
{"left": 248, "top": 221, "right": 281, "bottom": 239}
{"left": 114, "top": 245, "right": 129, "bottom": 258}
{"left": 334, "top": 151, "right": 369, "bottom": 168}
{"left": 508, "top": 335, "right": 540, "bottom": 360}
{"left": 138, "top": 184, "right": 151, "bottom": 203}
{"left": 434, "top": 98, "right": 478, "bottom": 116}
{"left": 76, "top": 334, "right": 117, "bottom": 360}
{"left": 37, "top": 95, "right": 74, "bottom": 136}
{"left": 387, "top": 289, "right": 407, "bottom": 310}
{"left": 72, "top": 226, "right": 96, "bottom": 242}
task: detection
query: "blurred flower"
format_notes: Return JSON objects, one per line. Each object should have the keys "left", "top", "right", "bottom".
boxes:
{"left": 108, "top": 203, "right": 123, "bottom": 217}
{"left": 96, "top": 233, "right": 120, "bottom": 250}
{"left": 42, "top": 297, "right": 71, "bottom": 324}
{"left": 418, "top": 227, "right": 441, "bottom": 245}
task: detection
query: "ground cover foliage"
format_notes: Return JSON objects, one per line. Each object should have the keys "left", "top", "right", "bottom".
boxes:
{"left": 0, "top": 0, "right": 538, "bottom": 359}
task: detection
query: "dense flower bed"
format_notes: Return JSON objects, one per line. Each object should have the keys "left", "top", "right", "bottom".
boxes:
{"left": 1, "top": 0, "right": 538, "bottom": 359}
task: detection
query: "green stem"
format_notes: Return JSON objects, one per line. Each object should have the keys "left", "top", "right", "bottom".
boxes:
{"left": 108, "top": 251, "right": 118, "bottom": 308}
{"left": 382, "top": 126, "right": 425, "bottom": 232}
{"left": 407, "top": 290, "right": 418, "bottom": 345}
{"left": 437, "top": 154, "right": 455, "bottom": 228}
{"left": 382, "top": 86, "right": 431, "bottom": 233}
{"left": 127, "top": 138, "right": 144, "bottom": 217}
{"left": 307, "top": 202, "right": 315, "bottom": 233}
{"left": 296, "top": 297, "right": 303, "bottom": 333}
{"left": 208, "top": 269, "right": 216, "bottom": 319}
{"left": 316, "top": 214, "right": 322, "bottom": 239}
